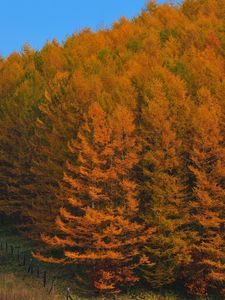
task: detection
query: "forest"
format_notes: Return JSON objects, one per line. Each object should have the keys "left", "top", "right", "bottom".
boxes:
{"left": 0, "top": 0, "right": 225, "bottom": 297}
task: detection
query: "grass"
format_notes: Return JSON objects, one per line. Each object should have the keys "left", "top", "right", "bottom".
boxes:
{"left": 0, "top": 274, "right": 61, "bottom": 300}
{"left": 0, "top": 274, "right": 190, "bottom": 300}
{"left": 0, "top": 272, "right": 186, "bottom": 300}
{"left": 0, "top": 227, "right": 222, "bottom": 300}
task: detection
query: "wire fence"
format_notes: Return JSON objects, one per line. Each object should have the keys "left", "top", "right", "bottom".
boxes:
{"left": 0, "top": 240, "right": 74, "bottom": 300}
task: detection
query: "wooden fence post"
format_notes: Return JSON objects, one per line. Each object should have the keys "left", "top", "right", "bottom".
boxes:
{"left": 66, "top": 287, "right": 74, "bottom": 300}
{"left": 15, "top": 246, "right": 20, "bottom": 261}
{"left": 10, "top": 245, "right": 14, "bottom": 256}
{"left": 27, "top": 258, "right": 33, "bottom": 274}
{"left": 36, "top": 265, "right": 40, "bottom": 278}
{"left": 22, "top": 253, "right": 26, "bottom": 266}
{"left": 66, "top": 288, "right": 70, "bottom": 300}
{"left": 43, "top": 271, "right": 47, "bottom": 287}
{"left": 48, "top": 277, "right": 56, "bottom": 294}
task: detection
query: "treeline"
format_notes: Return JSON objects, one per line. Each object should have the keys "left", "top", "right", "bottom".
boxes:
{"left": 0, "top": 0, "right": 225, "bottom": 296}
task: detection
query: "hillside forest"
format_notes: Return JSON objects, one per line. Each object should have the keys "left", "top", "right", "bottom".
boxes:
{"left": 0, "top": 0, "right": 225, "bottom": 297}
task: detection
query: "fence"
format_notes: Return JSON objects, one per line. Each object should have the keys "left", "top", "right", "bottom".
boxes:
{"left": 0, "top": 240, "right": 74, "bottom": 300}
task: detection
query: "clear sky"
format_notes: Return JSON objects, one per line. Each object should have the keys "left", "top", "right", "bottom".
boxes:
{"left": 0, "top": 0, "right": 164, "bottom": 58}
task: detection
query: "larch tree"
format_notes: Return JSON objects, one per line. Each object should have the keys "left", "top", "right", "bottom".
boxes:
{"left": 141, "top": 80, "right": 190, "bottom": 288}
{"left": 28, "top": 71, "right": 91, "bottom": 238}
{"left": 34, "top": 102, "right": 153, "bottom": 294}
{"left": 0, "top": 49, "right": 40, "bottom": 227}
{"left": 182, "top": 96, "right": 225, "bottom": 296}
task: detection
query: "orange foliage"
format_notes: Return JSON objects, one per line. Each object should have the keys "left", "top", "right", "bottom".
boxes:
{"left": 36, "top": 103, "right": 153, "bottom": 293}
{"left": 0, "top": 0, "right": 224, "bottom": 296}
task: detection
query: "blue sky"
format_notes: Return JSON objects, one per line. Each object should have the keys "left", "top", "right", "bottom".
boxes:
{"left": 0, "top": 0, "right": 164, "bottom": 57}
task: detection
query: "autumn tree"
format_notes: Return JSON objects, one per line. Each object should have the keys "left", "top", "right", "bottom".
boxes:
{"left": 27, "top": 70, "right": 93, "bottom": 238}
{"left": 0, "top": 49, "right": 40, "bottom": 226}
{"left": 141, "top": 80, "right": 190, "bottom": 288}
{"left": 182, "top": 95, "right": 225, "bottom": 296}
{"left": 34, "top": 102, "right": 153, "bottom": 294}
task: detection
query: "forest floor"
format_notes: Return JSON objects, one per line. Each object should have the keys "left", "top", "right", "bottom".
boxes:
{"left": 0, "top": 227, "right": 221, "bottom": 300}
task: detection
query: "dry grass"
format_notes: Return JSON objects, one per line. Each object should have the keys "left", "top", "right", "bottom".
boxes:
{"left": 0, "top": 274, "right": 219, "bottom": 300}
{"left": 0, "top": 274, "right": 180, "bottom": 300}
{"left": 0, "top": 274, "right": 62, "bottom": 300}
{"left": 0, "top": 274, "right": 183, "bottom": 300}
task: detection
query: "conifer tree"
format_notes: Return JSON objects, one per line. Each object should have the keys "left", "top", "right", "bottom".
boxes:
{"left": 141, "top": 80, "right": 190, "bottom": 288}
{"left": 182, "top": 98, "right": 225, "bottom": 296}
{"left": 28, "top": 74, "right": 90, "bottom": 237}
{"left": 34, "top": 102, "right": 153, "bottom": 294}
{"left": 0, "top": 50, "right": 39, "bottom": 226}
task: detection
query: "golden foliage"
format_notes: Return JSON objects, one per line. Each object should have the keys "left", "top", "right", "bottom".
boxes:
{"left": 0, "top": 0, "right": 224, "bottom": 296}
